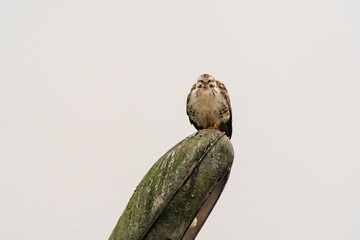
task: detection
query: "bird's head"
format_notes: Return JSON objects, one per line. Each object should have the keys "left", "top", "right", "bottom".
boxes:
{"left": 196, "top": 73, "right": 216, "bottom": 89}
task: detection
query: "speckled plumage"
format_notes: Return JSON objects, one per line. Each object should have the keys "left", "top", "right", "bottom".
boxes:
{"left": 186, "top": 74, "right": 232, "bottom": 139}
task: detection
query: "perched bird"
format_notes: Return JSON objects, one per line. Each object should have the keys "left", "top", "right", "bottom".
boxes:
{"left": 186, "top": 74, "right": 232, "bottom": 139}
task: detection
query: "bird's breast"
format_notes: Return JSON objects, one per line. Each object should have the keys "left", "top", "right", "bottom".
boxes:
{"left": 188, "top": 88, "right": 229, "bottom": 127}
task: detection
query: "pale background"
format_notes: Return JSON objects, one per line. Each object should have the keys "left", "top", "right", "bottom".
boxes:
{"left": 1, "top": 1, "right": 360, "bottom": 239}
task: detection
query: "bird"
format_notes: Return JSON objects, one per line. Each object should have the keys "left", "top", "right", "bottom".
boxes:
{"left": 186, "top": 74, "right": 232, "bottom": 139}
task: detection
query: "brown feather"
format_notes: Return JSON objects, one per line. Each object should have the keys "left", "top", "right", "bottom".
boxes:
{"left": 216, "top": 80, "right": 232, "bottom": 138}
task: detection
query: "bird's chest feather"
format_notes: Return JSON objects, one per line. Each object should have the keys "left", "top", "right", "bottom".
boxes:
{"left": 189, "top": 88, "right": 226, "bottom": 116}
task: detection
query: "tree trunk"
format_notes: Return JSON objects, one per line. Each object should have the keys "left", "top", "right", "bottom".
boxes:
{"left": 109, "top": 129, "right": 234, "bottom": 240}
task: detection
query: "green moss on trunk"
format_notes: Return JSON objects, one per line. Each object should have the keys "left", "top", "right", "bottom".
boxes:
{"left": 109, "top": 129, "right": 234, "bottom": 240}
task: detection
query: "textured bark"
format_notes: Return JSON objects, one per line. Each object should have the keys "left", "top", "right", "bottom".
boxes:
{"left": 109, "top": 129, "right": 234, "bottom": 240}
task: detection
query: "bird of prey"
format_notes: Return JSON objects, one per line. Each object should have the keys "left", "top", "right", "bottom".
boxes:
{"left": 186, "top": 74, "right": 232, "bottom": 139}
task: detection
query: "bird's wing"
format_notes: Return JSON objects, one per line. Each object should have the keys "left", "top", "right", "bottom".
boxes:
{"left": 216, "top": 80, "right": 232, "bottom": 117}
{"left": 186, "top": 83, "right": 202, "bottom": 128}
{"left": 216, "top": 80, "right": 232, "bottom": 138}
{"left": 186, "top": 83, "right": 196, "bottom": 115}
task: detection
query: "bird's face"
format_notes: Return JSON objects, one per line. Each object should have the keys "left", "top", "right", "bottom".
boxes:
{"left": 196, "top": 74, "right": 216, "bottom": 89}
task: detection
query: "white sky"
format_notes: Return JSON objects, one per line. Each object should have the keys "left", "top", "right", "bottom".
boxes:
{"left": 1, "top": 1, "right": 360, "bottom": 239}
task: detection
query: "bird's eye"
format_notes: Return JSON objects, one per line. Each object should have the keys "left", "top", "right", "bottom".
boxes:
{"left": 210, "top": 84, "right": 214, "bottom": 88}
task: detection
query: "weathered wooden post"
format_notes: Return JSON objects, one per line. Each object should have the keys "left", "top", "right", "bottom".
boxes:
{"left": 109, "top": 129, "right": 234, "bottom": 240}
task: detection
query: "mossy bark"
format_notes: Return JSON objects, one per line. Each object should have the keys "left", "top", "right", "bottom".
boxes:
{"left": 109, "top": 129, "right": 234, "bottom": 240}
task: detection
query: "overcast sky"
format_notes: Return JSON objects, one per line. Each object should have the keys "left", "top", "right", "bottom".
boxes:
{"left": 1, "top": 1, "right": 360, "bottom": 239}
